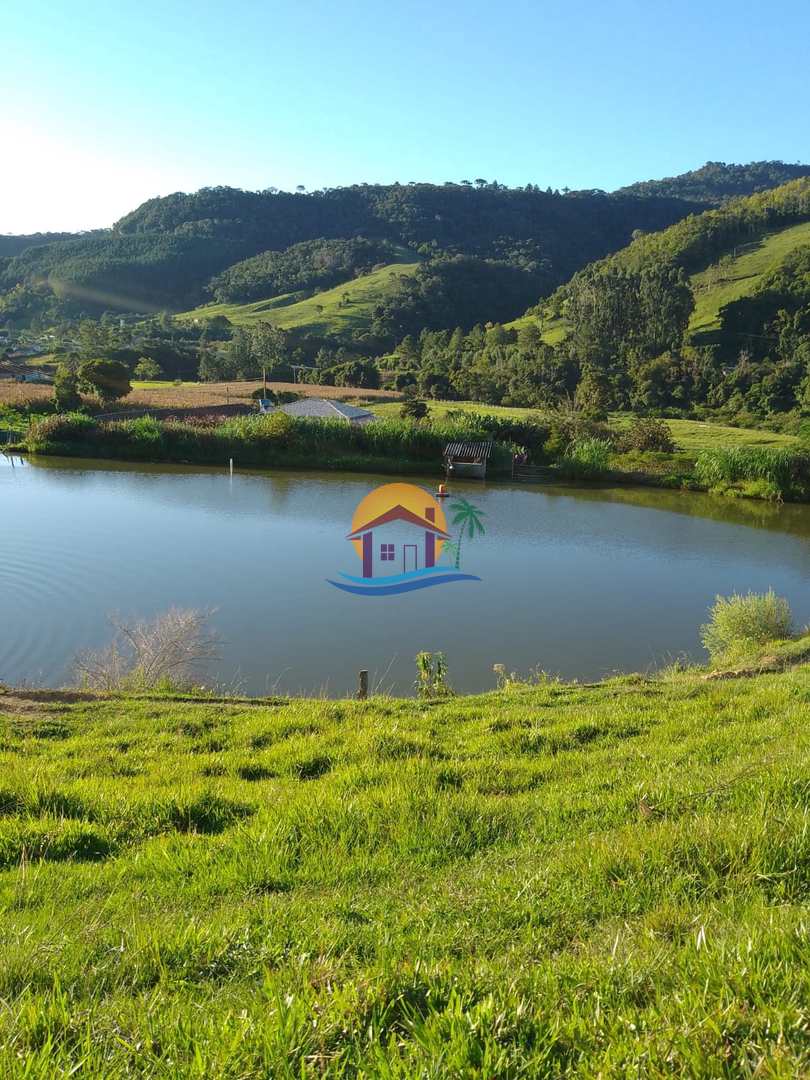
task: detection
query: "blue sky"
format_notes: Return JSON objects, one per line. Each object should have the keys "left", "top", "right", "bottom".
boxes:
{"left": 3, "top": 0, "right": 809, "bottom": 232}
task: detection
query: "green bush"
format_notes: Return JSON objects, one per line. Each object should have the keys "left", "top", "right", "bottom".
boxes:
{"left": 122, "top": 415, "right": 164, "bottom": 443}
{"left": 619, "top": 417, "right": 676, "bottom": 453}
{"left": 27, "top": 413, "right": 98, "bottom": 449}
{"left": 543, "top": 415, "right": 614, "bottom": 458}
{"left": 558, "top": 437, "right": 613, "bottom": 479}
{"left": 700, "top": 590, "right": 794, "bottom": 661}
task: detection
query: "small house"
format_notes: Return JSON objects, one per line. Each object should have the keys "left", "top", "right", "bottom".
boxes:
{"left": 263, "top": 397, "right": 375, "bottom": 425}
{"left": 347, "top": 504, "right": 451, "bottom": 578}
{"left": 443, "top": 440, "right": 493, "bottom": 480}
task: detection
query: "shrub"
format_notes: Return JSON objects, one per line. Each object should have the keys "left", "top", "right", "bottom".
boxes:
{"left": 619, "top": 417, "right": 676, "bottom": 453}
{"left": 122, "top": 415, "right": 163, "bottom": 443}
{"left": 73, "top": 609, "right": 219, "bottom": 691}
{"left": 400, "top": 399, "right": 429, "bottom": 421}
{"left": 700, "top": 590, "right": 794, "bottom": 662}
{"left": 543, "top": 415, "right": 614, "bottom": 458}
{"left": 558, "top": 437, "right": 613, "bottom": 479}
{"left": 27, "top": 412, "right": 97, "bottom": 449}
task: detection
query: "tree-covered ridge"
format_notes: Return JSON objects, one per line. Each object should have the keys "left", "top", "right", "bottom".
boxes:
{"left": 0, "top": 232, "right": 82, "bottom": 258}
{"left": 113, "top": 181, "right": 700, "bottom": 264}
{"left": 208, "top": 237, "right": 406, "bottom": 303}
{"left": 616, "top": 160, "right": 810, "bottom": 204}
{"left": 3, "top": 165, "right": 805, "bottom": 331}
{"left": 530, "top": 178, "right": 810, "bottom": 334}
{"left": 0, "top": 233, "right": 253, "bottom": 313}
{"left": 0, "top": 182, "right": 701, "bottom": 326}
{"left": 372, "top": 182, "right": 810, "bottom": 422}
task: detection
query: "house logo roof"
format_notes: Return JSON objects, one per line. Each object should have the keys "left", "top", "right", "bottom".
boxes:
{"left": 327, "top": 481, "right": 484, "bottom": 597}
{"left": 346, "top": 503, "right": 451, "bottom": 540}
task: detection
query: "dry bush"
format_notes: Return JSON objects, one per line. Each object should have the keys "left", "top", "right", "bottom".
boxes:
{"left": 74, "top": 609, "right": 220, "bottom": 691}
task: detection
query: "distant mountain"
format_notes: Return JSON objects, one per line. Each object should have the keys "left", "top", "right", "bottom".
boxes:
{"left": 615, "top": 160, "right": 810, "bottom": 204}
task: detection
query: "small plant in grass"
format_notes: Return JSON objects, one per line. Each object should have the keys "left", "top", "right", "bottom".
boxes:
{"left": 700, "top": 590, "right": 794, "bottom": 662}
{"left": 415, "top": 651, "right": 454, "bottom": 698}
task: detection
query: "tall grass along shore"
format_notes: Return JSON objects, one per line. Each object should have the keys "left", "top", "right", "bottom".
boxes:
{"left": 21, "top": 407, "right": 810, "bottom": 501}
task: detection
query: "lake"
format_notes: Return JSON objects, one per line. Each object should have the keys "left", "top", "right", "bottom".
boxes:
{"left": 2, "top": 454, "right": 810, "bottom": 695}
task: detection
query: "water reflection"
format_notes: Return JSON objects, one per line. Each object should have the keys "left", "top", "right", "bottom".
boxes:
{"left": 2, "top": 457, "right": 809, "bottom": 695}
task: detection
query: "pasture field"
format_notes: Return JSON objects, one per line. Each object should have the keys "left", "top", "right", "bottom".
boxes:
{"left": 688, "top": 219, "right": 810, "bottom": 336}
{"left": 616, "top": 415, "right": 800, "bottom": 452}
{"left": 1, "top": 665, "right": 810, "bottom": 1075}
{"left": 177, "top": 261, "right": 420, "bottom": 335}
{"left": 372, "top": 401, "right": 801, "bottom": 451}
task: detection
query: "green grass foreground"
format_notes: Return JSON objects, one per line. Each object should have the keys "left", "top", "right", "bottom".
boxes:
{"left": 2, "top": 667, "right": 810, "bottom": 1075}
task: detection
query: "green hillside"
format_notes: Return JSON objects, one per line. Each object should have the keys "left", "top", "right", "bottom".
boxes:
{"left": 179, "top": 261, "right": 420, "bottom": 337}
{"left": 2, "top": 661, "right": 810, "bottom": 1074}
{"left": 510, "top": 218, "right": 810, "bottom": 346}
{"left": 689, "top": 219, "right": 810, "bottom": 336}
{"left": 509, "top": 180, "right": 810, "bottom": 347}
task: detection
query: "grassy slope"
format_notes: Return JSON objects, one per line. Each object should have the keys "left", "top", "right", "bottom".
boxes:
{"left": 177, "top": 261, "right": 419, "bottom": 335}
{"left": 689, "top": 219, "right": 810, "bottom": 335}
{"left": 2, "top": 667, "right": 810, "bottom": 1075}
{"left": 508, "top": 218, "right": 810, "bottom": 346}
{"left": 371, "top": 401, "right": 800, "bottom": 450}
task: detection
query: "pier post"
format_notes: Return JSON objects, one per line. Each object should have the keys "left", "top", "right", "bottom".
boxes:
{"left": 357, "top": 670, "right": 369, "bottom": 699}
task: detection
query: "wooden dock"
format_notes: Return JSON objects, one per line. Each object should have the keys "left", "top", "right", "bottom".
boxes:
{"left": 511, "top": 463, "right": 557, "bottom": 483}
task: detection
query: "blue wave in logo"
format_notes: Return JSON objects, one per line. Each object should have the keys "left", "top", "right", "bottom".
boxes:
{"left": 328, "top": 571, "right": 481, "bottom": 595}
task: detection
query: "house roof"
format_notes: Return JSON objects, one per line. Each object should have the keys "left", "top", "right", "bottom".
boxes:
{"left": 347, "top": 504, "right": 451, "bottom": 540}
{"left": 443, "top": 439, "right": 493, "bottom": 461}
{"left": 277, "top": 398, "right": 375, "bottom": 421}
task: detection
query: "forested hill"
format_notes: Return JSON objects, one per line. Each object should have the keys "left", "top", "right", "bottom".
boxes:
{"left": 615, "top": 160, "right": 810, "bottom": 204}
{"left": 0, "top": 232, "right": 83, "bottom": 258}
{"left": 0, "top": 182, "right": 703, "bottom": 330}
{"left": 2, "top": 162, "right": 809, "bottom": 341}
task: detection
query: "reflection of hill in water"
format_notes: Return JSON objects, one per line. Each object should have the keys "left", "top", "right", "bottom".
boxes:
{"left": 6, "top": 457, "right": 810, "bottom": 695}
{"left": 24, "top": 457, "right": 810, "bottom": 539}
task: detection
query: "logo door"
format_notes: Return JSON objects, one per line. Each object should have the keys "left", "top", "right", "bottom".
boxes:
{"left": 403, "top": 544, "right": 418, "bottom": 573}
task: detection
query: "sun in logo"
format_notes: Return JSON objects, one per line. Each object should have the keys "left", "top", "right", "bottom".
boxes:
{"left": 327, "top": 482, "right": 483, "bottom": 595}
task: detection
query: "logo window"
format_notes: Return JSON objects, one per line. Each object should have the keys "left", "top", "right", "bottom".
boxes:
{"left": 380, "top": 543, "right": 395, "bottom": 561}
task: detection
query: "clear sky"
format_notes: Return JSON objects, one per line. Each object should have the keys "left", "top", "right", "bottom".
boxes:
{"left": 3, "top": 0, "right": 809, "bottom": 234}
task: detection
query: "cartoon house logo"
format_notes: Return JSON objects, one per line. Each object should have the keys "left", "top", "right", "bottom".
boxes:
{"left": 328, "top": 482, "right": 484, "bottom": 596}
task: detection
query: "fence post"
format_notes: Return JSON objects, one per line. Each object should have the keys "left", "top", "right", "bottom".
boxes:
{"left": 357, "top": 670, "right": 368, "bottom": 700}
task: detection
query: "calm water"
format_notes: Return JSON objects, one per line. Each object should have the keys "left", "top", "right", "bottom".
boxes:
{"left": 2, "top": 454, "right": 810, "bottom": 695}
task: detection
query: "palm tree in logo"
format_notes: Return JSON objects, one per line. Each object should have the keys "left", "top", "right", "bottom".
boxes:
{"left": 446, "top": 497, "right": 486, "bottom": 570}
